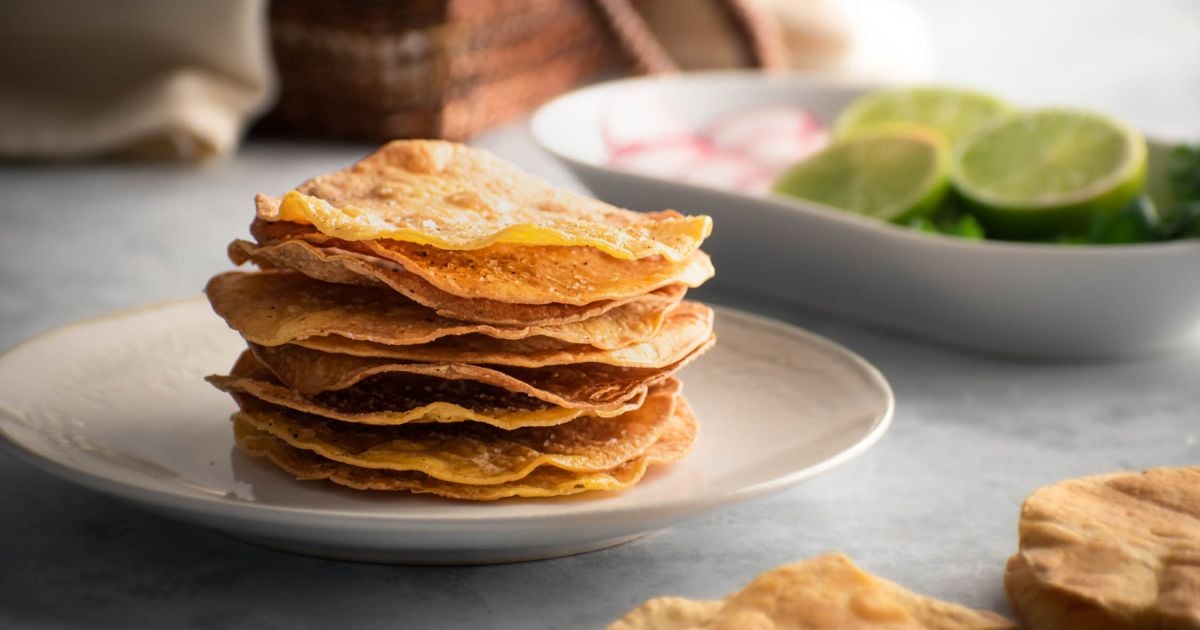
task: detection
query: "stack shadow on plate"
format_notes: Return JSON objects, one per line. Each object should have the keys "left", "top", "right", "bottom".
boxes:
{"left": 204, "top": 140, "right": 716, "bottom": 500}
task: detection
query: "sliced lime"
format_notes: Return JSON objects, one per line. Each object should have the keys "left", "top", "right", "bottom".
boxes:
{"left": 953, "top": 108, "right": 1147, "bottom": 239}
{"left": 834, "top": 87, "right": 1012, "bottom": 146}
{"left": 772, "top": 128, "right": 951, "bottom": 223}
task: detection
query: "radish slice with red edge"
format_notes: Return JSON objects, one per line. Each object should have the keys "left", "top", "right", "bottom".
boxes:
{"left": 737, "top": 171, "right": 777, "bottom": 195}
{"left": 602, "top": 101, "right": 828, "bottom": 193}
{"left": 603, "top": 94, "right": 694, "bottom": 153}
{"left": 704, "top": 105, "right": 827, "bottom": 169}
{"left": 609, "top": 138, "right": 713, "bottom": 178}
{"left": 739, "top": 130, "right": 829, "bottom": 171}
{"left": 679, "top": 152, "right": 770, "bottom": 193}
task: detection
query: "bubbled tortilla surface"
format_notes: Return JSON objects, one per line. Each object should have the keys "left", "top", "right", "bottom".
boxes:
{"left": 609, "top": 553, "right": 1016, "bottom": 629}
{"left": 208, "top": 351, "right": 614, "bottom": 429}
{"left": 249, "top": 337, "right": 714, "bottom": 413}
{"left": 231, "top": 379, "right": 680, "bottom": 484}
{"left": 256, "top": 140, "right": 711, "bottom": 261}
{"left": 293, "top": 301, "right": 714, "bottom": 369}
{"left": 232, "top": 395, "right": 699, "bottom": 500}
{"left": 206, "top": 271, "right": 677, "bottom": 350}
{"left": 249, "top": 219, "right": 715, "bottom": 306}
{"left": 228, "top": 237, "right": 687, "bottom": 326}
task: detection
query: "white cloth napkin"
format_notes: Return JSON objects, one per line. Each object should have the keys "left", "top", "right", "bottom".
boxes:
{"left": 0, "top": 0, "right": 275, "bottom": 160}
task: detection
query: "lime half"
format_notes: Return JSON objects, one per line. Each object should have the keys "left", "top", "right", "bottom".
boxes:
{"left": 772, "top": 128, "right": 951, "bottom": 223}
{"left": 834, "top": 87, "right": 1012, "bottom": 146}
{"left": 953, "top": 108, "right": 1147, "bottom": 239}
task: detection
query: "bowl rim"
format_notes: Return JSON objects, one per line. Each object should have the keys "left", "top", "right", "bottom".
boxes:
{"left": 531, "top": 70, "right": 1200, "bottom": 257}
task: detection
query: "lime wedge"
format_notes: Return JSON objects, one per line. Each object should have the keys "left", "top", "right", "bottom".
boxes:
{"left": 834, "top": 87, "right": 1012, "bottom": 146}
{"left": 772, "top": 128, "right": 951, "bottom": 223}
{"left": 953, "top": 109, "right": 1147, "bottom": 239}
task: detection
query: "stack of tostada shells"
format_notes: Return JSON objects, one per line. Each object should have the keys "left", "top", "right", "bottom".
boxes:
{"left": 205, "top": 140, "right": 716, "bottom": 500}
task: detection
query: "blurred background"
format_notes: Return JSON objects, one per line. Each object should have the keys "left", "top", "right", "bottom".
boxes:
{"left": 1, "top": 0, "right": 1195, "bottom": 161}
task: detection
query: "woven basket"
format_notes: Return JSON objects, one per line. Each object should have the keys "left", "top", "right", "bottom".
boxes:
{"left": 264, "top": 0, "right": 619, "bottom": 141}
{"left": 263, "top": 0, "right": 786, "bottom": 142}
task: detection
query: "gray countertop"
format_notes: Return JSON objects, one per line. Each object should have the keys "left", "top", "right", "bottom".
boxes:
{"left": 3, "top": 2, "right": 1199, "bottom": 628}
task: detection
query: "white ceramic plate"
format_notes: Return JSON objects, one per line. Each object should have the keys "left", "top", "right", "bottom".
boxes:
{"left": 532, "top": 71, "right": 1200, "bottom": 358}
{"left": 0, "top": 298, "right": 892, "bottom": 564}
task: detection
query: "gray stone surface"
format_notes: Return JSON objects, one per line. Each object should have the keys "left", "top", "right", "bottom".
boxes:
{"left": 2, "top": 2, "right": 1199, "bottom": 627}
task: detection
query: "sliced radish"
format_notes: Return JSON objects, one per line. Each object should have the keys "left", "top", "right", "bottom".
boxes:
{"left": 704, "top": 105, "right": 826, "bottom": 169}
{"left": 603, "top": 94, "right": 694, "bottom": 153}
{"left": 738, "top": 171, "right": 777, "bottom": 195}
{"left": 678, "top": 152, "right": 769, "bottom": 193}
{"left": 705, "top": 104, "right": 822, "bottom": 149}
{"left": 742, "top": 129, "right": 830, "bottom": 171}
{"left": 601, "top": 101, "right": 828, "bottom": 194}
{"left": 609, "top": 138, "right": 713, "bottom": 179}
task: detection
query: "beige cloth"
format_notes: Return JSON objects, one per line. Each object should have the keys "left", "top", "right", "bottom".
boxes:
{"left": 0, "top": 0, "right": 274, "bottom": 160}
{"left": 634, "top": 0, "right": 931, "bottom": 80}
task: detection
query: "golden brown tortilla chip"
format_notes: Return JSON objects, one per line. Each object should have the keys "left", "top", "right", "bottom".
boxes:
{"left": 1005, "top": 467, "right": 1200, "bottom": 630}
{"left": 231, "top": 379, "right": 680, "bottom": 484}
{"left": 293, "top": 301, "right": 714, "bottom": 369}
{"left": 207, "top": 351, "right": 621, "bottom": 428}
{"left": 228, "top": 237, "right": 687, "bottom": 326}
{"left": 232, "top": 395, "right": 698, "bottom": 500}
{"left": 608, "top": 599, "right": 724, "bottom": 630}
{"left": 636, "top": 396, "right": 698, "bottom": 466}
{"left": 206, "top": 271, "right": 674, "bottom": 350}
{"left": 250, "top": 219, "right": 715, "bottom": 306}
{"left": 249, "top": 336, "right": 715, "bottom": 411}
{"left": 609, "top": 553, "right": 1017, "bottom": 629}
{"left": 256, "top": 140, "right": 711, "bottom": 261}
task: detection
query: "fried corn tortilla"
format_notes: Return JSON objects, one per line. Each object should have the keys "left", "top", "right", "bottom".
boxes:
{"left": 293, "top": 301, "right": 714, "bottom": 369}
{"left": 249, "top": 336, "right": 714, "bottom": 411}
{"left": 232, "top": 396, "right": 697, "bottom": 500}
{"left": 609, "top": 553, "right": 1017, "bottom": 629}
{"left": 256, "top": 140, "right": 711, "bottom": 261}
{"left": 228, "top": 237, "right": 687, "bottom": 326}
{"left": 231, "top": 379, "right": 680, "bottom": 484}
{"left": 1005, "top": 467, "right": 1200, "bottom": 630}
{"left": 206, "top": 271, "right": 674, "bottom": 350}
{"left": 207, "top": 351, "right": 622, "bottom": 428}
{"left": 249, "top": 219, "right": 715, "bottom": 306}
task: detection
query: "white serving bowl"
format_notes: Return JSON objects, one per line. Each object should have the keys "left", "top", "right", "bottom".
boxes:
{"left": 532, "top": 71, "right": 1200, "bottom": 359}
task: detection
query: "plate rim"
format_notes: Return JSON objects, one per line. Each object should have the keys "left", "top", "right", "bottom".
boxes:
{"left": 0, "top": 296, "right": 894, "bottom": 529}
